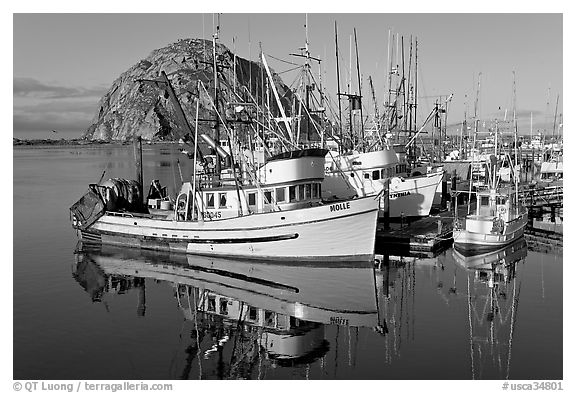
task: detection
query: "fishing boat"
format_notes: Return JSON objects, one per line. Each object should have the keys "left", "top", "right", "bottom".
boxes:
{"left": 453, "top": 183, "right": 528, "bottom": 255}
{"left": 70, "top": 25, "right": 381, "bottom": 263}
{"left": 453, "top": 129, "right": 528, "bottom": 253}
{"left": 323, "top": 148, "right": 444, "bottom": 218}
{"left": 70, "top": 147, "right": 379, "bottom": 262}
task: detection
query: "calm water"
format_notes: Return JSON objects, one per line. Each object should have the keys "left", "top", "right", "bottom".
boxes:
{"left": 13, "top": 145, "right": 563, "bottom": 380}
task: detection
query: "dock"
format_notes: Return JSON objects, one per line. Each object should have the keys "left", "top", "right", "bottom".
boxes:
{"left": 375, "top": 206, "right": 469, "bottom": 255}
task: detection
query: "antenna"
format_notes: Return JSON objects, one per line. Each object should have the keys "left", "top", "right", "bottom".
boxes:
{"left": 354, "top": 27, "right": 364, "bottom": 150}
{"left": 335, "top": 21, "right": 343, "bottom": 152}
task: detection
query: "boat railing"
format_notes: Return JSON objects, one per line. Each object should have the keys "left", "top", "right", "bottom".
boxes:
{"left": 105, "top": 211, "right": 153, "bottom": 219}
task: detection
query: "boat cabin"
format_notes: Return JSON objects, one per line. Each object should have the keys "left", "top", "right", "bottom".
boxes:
{"left": 475, "top": 188, "right": 516, "bottom": 221}
{"left": 174, "top": 148, "right": 327, "bottom": 221}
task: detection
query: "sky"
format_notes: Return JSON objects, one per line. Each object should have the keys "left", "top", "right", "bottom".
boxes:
{"left": 12, "top": 10, "right": 564, "bottom": 140}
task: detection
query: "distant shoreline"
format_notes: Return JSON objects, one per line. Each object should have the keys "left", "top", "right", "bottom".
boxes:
{"left": 13, "top": 138, "right": 180, "bottom": 147}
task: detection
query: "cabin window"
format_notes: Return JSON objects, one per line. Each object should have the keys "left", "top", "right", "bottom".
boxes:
{"left": 497, "top": 196, "right": 507, "bottom": 205}
{"left": 381, "top": 169, "right": 386, "bottom": 178}
{"left": 219, "top": 299, "right": 228, "bottom": 315}
{"left": 264, "top": 190, "right": 272, "bottom": 204}
{"left": 206, "top": 193, "right": 215, "bottom": 209}
{"left": 207, "top": 296, "right": 216, "bottom": 312}
{"left": 312, "top": 183, "right": 320, "bottom": 198}
{"left": 364, "top": 172, "right": 370, "bottom": 179}
{"left": 373, "top": 170, "right": 380, "bottom": 180}
{"left": 289, "top": 186, "right": 297, "bottom": 202}
{"left": 305, "top": 184, "right": 311, "bottom": 200}
{"left": 218, "top": 192, "right": 227, "bottom": 209}
{"left": 248, "top": 306, "right": 258, "bottom": 322}
{"left": 248, "top": 192, "right": 257, "bottom": 207}
{"left": 481, "top": 196, "right": 490, "bottom": 206}
{"left": 298, "top": 184, "right": 305, "bottom": 201}
{"left": 276, "top": 187, "right": 286, "bottom": 203}
{"left": 264, "top": 311, "right": 275, "bottom": 327}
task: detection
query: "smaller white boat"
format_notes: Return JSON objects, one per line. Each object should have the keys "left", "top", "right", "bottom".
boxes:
{"left": 453, "top": 187, "right": 528, "bottom": 255}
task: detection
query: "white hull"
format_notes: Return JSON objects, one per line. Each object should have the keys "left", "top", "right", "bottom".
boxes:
{"left": 387, "top": 171, "right": 444, "bottom": 218}
{"left": 80, "top": 196, "right": 379, "bottom": 262}
{"left": 453, "top": 213, "right": 528, "bottom": 254}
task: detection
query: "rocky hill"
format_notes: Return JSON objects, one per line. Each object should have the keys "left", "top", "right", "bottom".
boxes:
{"left": 83, "top": 38, "right": 297, "bottom": 142}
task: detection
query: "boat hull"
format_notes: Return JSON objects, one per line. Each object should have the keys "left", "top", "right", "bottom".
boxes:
{"left": 386, "top": 171, "right": 444, "bottom": 218}
{"left": 78, "top": 196, "right": 379, "bottom": 262}
{"left": 453, "top": 214, "right": 528, "bottom": 255}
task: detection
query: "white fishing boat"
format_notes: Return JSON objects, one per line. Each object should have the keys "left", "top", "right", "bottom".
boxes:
{"left": 323, "top": 148, "right": 444, "bottom": 218}
{"left": 453, "top": 186, "right": 528, "bottom": 254}
{"left": 71, "top": 148, "right": 379, "bottom": 262}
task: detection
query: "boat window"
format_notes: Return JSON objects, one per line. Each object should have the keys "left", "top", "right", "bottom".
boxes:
{"left": 218, "top": 193, "right": 227, "bottom": 209}
{"left": 289, "top": 186, "right": 297, "bottom": 202}
{"left": 298, "top": 184, "right": 305, "bottom": 200}
{"left": 481, "top": 196, "right": 490, "bottom": 206}
{"left": 248, "top": 192, "right": 257, "bottom": 207}
{"left": 219, "top": 299, "right": 228, "bottom": 315}
{"left": 364, "top": 172, "right": 370, "bottom": 179}
{"left": 305, "top": 184, "right": 311, "bottom": 200}
{"left": 373, "top": 170, "right": 380, "bottom": 180}
{"left": 263, "top": 190, "right": 272, "bottom": 204}
{"left": 381, "top": 169, "right": 386, "bottom": 178}
{"left": 312, "top": 184, "right": 319, "bottom": 198}
{"left": 248, "top": 306, "right": 258, "bottom": 322}
{"left": 497, "top": 196, "right": 507, "bottom": 205}
{"left": 206, "top": 193, "right": 215, "bottom": 209}
{"left": 207, "top": 296, "right": 216, "bottom": 312}
{"left": 264, "top": 311, "right": 275, "bottom": 327}
{"left": 276, "top": 187, "right": 285, "bottom": 203}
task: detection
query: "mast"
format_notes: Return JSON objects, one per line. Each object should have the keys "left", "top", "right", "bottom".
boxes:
{"left": 513, "top": 71, "right": 519, "bottom": 210}
{"left": 552, "top": 93, "right": 559, "bottom": 141}
{"left": 468, "top": 72, "right": 481, "bottom": 215}
{"left": 413, "top": 37, "right": 418, "bottom": 163}
{"left": 212, "top": 17, "right": 221, "bottom": 175}
{"left": 305, "top": 14, "right": 311, "bottom": 144}
{"left": 335, "top": 21, "right": 343, "bottom": 152}
{"left": 353, "top": 28, "right": 364, "bottom": 151}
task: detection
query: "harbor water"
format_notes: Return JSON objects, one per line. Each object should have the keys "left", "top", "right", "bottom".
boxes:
{"left": 13, "top": 144, "right": 563, "bottom": 380}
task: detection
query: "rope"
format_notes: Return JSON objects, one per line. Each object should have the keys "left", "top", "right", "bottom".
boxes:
{"left": 264, "top": 53, "right": 300, "bottom": 66}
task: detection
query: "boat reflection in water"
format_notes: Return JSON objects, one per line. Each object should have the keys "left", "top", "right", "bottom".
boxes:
{"left": 451, "top": 238, "right": 528, "bottom": 380}
{"left": 72, "top": 243, "right": 386, "bottom": 378}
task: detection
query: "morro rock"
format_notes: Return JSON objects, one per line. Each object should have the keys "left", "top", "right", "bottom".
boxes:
{"left": 83, "top": 38, "right": 294, "bottom": 142}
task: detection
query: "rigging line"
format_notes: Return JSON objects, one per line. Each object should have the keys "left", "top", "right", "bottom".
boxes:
{"left": 264, "top": 52, "right": 300, "bottom": 66}
{"left": 277, "top": 65, "right": 303, "bottom": 75}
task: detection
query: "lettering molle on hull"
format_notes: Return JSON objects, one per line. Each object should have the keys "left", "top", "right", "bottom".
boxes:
{"left": 330, "top": 201, "right": 351, "bottom": 212}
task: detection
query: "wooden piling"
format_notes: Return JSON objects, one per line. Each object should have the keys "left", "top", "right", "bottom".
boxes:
{"left": 133, "top": 136, "right": 144, "bottom": 209}
{"left": 383, "top": 178, "right": 391, "bottom": 230}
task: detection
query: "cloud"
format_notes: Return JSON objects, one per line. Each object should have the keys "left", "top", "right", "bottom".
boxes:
{"left": 13, "top": 77, "right": 105, "bottom": 135}
{"left": 13, "top": 77, "right": 108, "bottom": 99}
